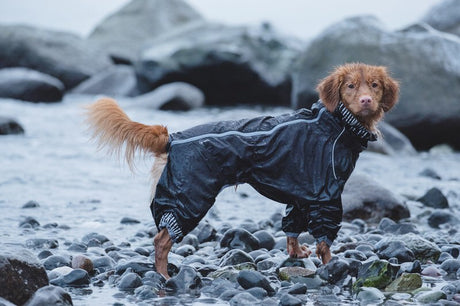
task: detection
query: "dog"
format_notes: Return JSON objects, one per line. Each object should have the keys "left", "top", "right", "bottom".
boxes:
{"left": 85, "top": 63, "right": 399, "bottom": 279}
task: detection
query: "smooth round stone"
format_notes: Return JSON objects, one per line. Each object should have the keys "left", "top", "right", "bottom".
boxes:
{"left": 220, "top": 228, "right": 259, "bottom": 252}
{"left": 279, "top": 293, "right": 303, "bottom": 306}
{"left": 71, "top": 255, "right": 93, "bottom": 273}
{"left": 118, "top": 272, "right": 143, "bottom": 291}
{"left": 236, "top": 270, "right": 275, "bottom": 296}
{"left": 440, "top": 259, "right": 460, "bottom": 274}
{"left": 253, "top": 230, "right": 275, "bottom": 250}
{"left": 43, "top": 255, "right": 70, "bottom": 270}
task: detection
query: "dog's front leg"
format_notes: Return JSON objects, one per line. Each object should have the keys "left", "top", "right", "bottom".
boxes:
{"left": 286, "top": 236, "right": 312, "bottom": 258}
{"left": 315, "top": 241, "right": 332, "bottom": 264}
{"left": 153, "top": 228, "right": 173, "bottom": 279}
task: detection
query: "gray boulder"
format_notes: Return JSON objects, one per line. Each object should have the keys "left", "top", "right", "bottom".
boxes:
{"left": 291, "top": 16, "right": 460, "bottom": 150}
{"left": 136, "top": 21, "right": 301, "bottom": 106}
{"left": 0, "top": 116, "right": 24, "bottom": 135}
{"left": 24, "top": 285, "right": 73, "bottom": 306}
{"left": 367, "top": 121, "right": 416, "bottom": 155}
{"left": 71, "top": 65, "right": 138, "bottom": 97}
{"left": 421, "top": 0, "right": 460, "bottom": 36}
{"left": 0, "top": 68, "right": 64, "bottom": 102}
{"left": 87, "top": 0, "right": 203, "bottom": 63}
{"left": 0, "top": 245, "right": 49, "bottom": 305}
{"left": 342, "top": 173, "right": 410, "bottom": 223}
{"left": 132, "top": 82, "right": 204, "bottom": 110}
{"left": 0, "top": 24, "right": 112, "bottom": 89}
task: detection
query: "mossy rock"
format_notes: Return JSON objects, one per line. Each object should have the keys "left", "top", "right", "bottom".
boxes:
{"left": 353, "top": 260, "right": 399, "bottom": 291}
{"left": 278, "top": 266, "right": 316, "bottom": 281}
{"left": 385, "top": 273, "right": 422, "bottom": 292}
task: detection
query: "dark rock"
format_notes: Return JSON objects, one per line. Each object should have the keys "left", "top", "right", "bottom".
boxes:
{"left": 287, "top": 283, "right": 308, "bottom": 295}
{"left": 239, "top": 220, "right": 259, "bottom": 233}
{"left": 398, "top": 260, "right": 422, "bottom": 276}
{"left": 279, "top": 293, "right": 303, "bottom": 306}
{"left": 37, "top": 250, "right": 53, "bottom": 260}
{"left": 344, "top": 250, "right": 367, "bottom": 261}
{"left": 219, "top": 289, "right": 242, "bottom": 301}
{"left": 253, "top": 230, "right": 275, "bottom": 250}
{"left": 134, "top": 285, "right": 158, "bottom": 300}
{"left": 43, "top": 255, "right": 70, "bottom": 270}
{"left": 367, "top": 122, "right": 416, "bottom": 155}
{"left": 24, "top": 285, "right": 72, "bottom": 306}
{"left": 386, "top": 234, "right": 440, "bottom": 263}
{"left": 421, "top": 0, "right": 460, "bottom": 36}
{"left": 0, "top": 25, "right": 112, "bottom": 89}
{"left": 71, "top": 65, "right": 139, "bottom": 97}
{"left": 165, "top": 266, "right": 202, "bottom": 296}
{"left": 428, "top": 210, "right": 459, "bottom": 228}
{"left": 342, "top": 174, "right": 410, "bottom": 223}
{"left": 174, "top": 245, "right": 195, "bottom": 257}
{"left": 133, "top": 82, "right": 204, "bottom": 110}
{"left": 220, "top": 228, "right": 259, "bottom": 252}
{"left": 419, "top": 168, "right": 442, "bottom": 180}
{"left": 0, "top": 246, "right": 49, "bottom": 305}
{"left": 180, "top": 234, "right": 200, "bottom": 249}
{"left": 71, "top": 255, "right": 93, "bottom": 273}
{"left": 67, "top": 243, "right": 87, "bottom": 253}
{"left": 229, "top": 292, "right": 260, "bottom": 305}
{"left": 246, "top": 287, "right": 267, "bottom": 299}
{"left": 378, "top": 218, "right": 418, "bottom": 235}
{"left": 118, "top": 272, "right": 143, "bottom": 291}
{"left": 82, "top": 232, "right": 110, "bottom": 245}
{"left": 120, "top": 217, "right": 141, "bottom": 224}
{"left": 219, "top": 249, "right": 254, "bottom": 267}
{"left": 0, "top": 68, "right": 64, "bottom": 102}
{"left": 142, "top": 271, "right": 166, "bottom": 289}
{"left": 0, "top": 116, "right": 24, "bottom": 135}
{"left": 237, "top": 270, "right": 275, "bottom": 296}
{"left": 317, "top": 257, "right": 350, "bottom": 284}
{"left": 194, "top": 221, "right": 217, "bottom": 243}
{"left": 353, "top": 260, "right": 399, "bottom": 290}
{"left": 418, "top": 187, "right": 449, "bottom": 208}
{"left": 92, "top": 256, "right": 116, "bottom": 272}
{"left": 375, "top": 239, "right": 415, "bottom": 263}
{"left": 291, "top": 16, "right": 460, "bottom": 150}
{"left": 440, "top": 259, "right": 460, "bottom": 275}
{"left": 115, "top": 259, "right": 154, "bottom": 276}
{"left": 22, "top": 200, "right": 40, "bottom": 209}
{"left": 136, "top": 21, "right": 301, "bottom": 106}
{"left": 50, "top": 269, "right": 90, "bottom": 287}
{"left": 87, "top": 0, "right": 203, "bottom": 62}
{"left": 438, "top": 252, "right": 454, "bottom": 264}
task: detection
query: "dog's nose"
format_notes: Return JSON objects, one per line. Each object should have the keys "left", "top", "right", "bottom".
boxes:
{"left": 360, "top": 96, "right": 372, "bottom": 105}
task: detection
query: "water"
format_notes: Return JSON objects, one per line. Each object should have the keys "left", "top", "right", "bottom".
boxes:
{"left": 1, "top": 94, "right": 460, "bottom": 305}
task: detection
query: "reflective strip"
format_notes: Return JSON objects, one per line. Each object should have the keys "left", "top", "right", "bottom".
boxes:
{"left": 170, "top": 107, "right": 327, "bottom": 146}
{"left": 332, "top": 127, "right": 346, "bottom": 180}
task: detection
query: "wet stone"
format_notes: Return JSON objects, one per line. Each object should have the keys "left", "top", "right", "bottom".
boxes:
{"left": 418, "top": 187, "right": 449, "bottom": 208}
{"left": 438, "top": 251, "right": 454, "bottom": 264}
{"left": 344, "top": 250, "right": 367, "bottom": 261}
{"left": 43, "top": 255, "right": 70, "bottom": 270}
{"left": 92, "top": 256, "right": 116, "bottom": 272}
{"left": 375, "top": 239, "right": 415, "bottom": 263}
{"left": 118, "top": 272, "right": 143, "bottom": 291}
{"left": 134, "top": 285, "right": 158, "bottom": 300}
{"left": 246, "top": 287, "right": 268, "bottom": 299}
{"left": 50, "top": 268, "right": 90, "bottom": 287}
{"left": 318, "top": 257, "right": 350, "bottom": 284}
{"left": 220, "top": 228, "right": 260, "bottom": 252}
{"left": 82, "top": 232, "right": 110, "bottom": 245}
{"left": 195, "top": 222, "right": 217, "bottom": 243}
{"left": 19, "top": 217, "right": 40, "bottom": 228}
{"left": 120, "top": 217, "right": 140, "bottom": 224}
{"left": 174, "top": 245, "right": 195, "bottom": 257}
{"left": 22, "top": 200, "right": 40, "bottom": 209}
{"left": 357, "top": 287, "right": 385, "bottom": 304}
{"left": 287, "top": 283, "right": 308, "bottom": 295}
{"left": 237, "top": 270, "right": 275, "bottom": 296}
{"left": 219, "top": 249, "right": 254, "bottom": 267}
{"left": 415, "top": 290, "right": 447, "bottom": 303}
{"left": 353, "top": 260, "right": 399, "bottom": 290}
{"left": 37, "top": 250, "right": 53, "bottom": 260}
{"left": 421, "top": 265, "right": 443, "bottom": 277}
{"left": 386, "top": 273, "right": 422, "bottom": 292}
{"left": 229, "top": 292, "right": 259, "bottom": 305}
{"left": 165, "top": 266, "right": 202, "bottom": 296}
{"left": 428, "top": 211, "right": 458, "bottom": 229}
{"left": 67, "top": 243, "right": 87, "bottom": 253}
{"left": 279, "top": 293, "right": 303, "bottom": 306}
{"left": 71, "top": 255, "right": 93, "bottom": 273}
{"left": 440, "top": 259, "right": 460, "bottom": 275}
{"left": 24, "top": 285, "right": 73, "bottom": 306}
{"left": 115, "top": 259, "right": 154, "bottom": 276}
{"left": 253, "top": 230, "right": 275, "bottom": 250}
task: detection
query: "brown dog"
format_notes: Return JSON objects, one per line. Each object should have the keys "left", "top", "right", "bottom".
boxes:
{"left": 86, "top": 63, "right": 398, "bottom": 278}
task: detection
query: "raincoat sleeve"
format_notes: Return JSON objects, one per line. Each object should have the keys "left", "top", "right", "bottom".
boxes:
{"left": 308, "top": 198, "right": 343, "bottom": 246}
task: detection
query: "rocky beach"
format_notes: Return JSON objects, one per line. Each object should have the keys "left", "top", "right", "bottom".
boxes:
{"left": 1, "top": 0, "right": 460, "bottom": 305}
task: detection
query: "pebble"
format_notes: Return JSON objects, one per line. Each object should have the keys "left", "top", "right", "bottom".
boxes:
{"left": 417, "top": 187, "right": 449, "bottom": 208}
{"left": 21, "top": 200, "right": 40, "bottom": 209}
{"left": 236, "top": 270, "right": 275, "bottom": 296}
{"left": 220, "top": 228, "right": 260, "bottom": 252}
{"left": 117, "top": 272, "right": 143, "bottom": 291}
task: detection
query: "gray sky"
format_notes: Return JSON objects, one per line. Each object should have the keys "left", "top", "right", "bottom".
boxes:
{"left": 0, "top": 0, "right": 440, "bottom": 40}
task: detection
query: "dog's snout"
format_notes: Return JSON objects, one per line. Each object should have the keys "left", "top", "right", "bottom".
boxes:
{"left": 360, "top": 96, "right": 372, "bottom": 105}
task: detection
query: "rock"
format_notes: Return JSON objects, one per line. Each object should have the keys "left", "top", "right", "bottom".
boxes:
{"left": 134, "top": 285, "right": 158, "bottom": 300}
{"left": 344, "top": 250, "right": 367, "bottom": 261}
{"left": 0, "top": 116, "right": 24, "bottom": 135}
{"left": 71, "top": 65, "right": 139, "bottom": 97}
{"left": 136, "top": 21, "right": 301, "bottom": 106}
{"left": 385, "top": 273, "right": 422, "bottom": 292}
{"left": 440, "top": 259, "right": 460, "bottom": 275}
{"left": 415, "top": 290, "right": 447, "bottom": 303}
{"left": 291, "top": 16, "right": 460, "bottom": 150}
{"left": 278, "top": 267, "right": 316, "bottom": 282}
{"left": 20, "top": 217, "right": 40, "bottom": 229}
{"left": 92, "top": 256, "right": 116, "bottom": 272}
{"left": 342, "top": 174, "right": 410, "bottom": 223}
{"left": 115, "top": 259, "right": 154, "bottom": 276}
{"left": 421, "top": 0, "right": 460, "bottom": 36}
{"left": 24, "top": 285, "right": 72, "bottom": 306}
{"left": 118, "top": 272, "right": 143, "bottom": 291}
{"left": 71, "top": 255, "right": 93, "bottom": 273}
{"left": 253, "top": 230, "right": 275, "bottom": 250}
{"left": 220, "top": 228, "right": 260, "bottom": 253}
{"left": 48, "top": 266, "right": 73, "bottom": 281}
{"left": 165, "top": 266, "right": 202, "bottom": 296}
{"left": 378, "top": 218, "right": 418, "bottom": 235}
{"left": 375, "top": 239, "right": 415, "bottom": 263}
{"left": 279, "top": 293, "right": 302, "bottom": 306}
{"left": 419, "top": 168, "right": 442, "bottom": 180}
{"left": 417, "top": 187, "right": 449, "bottom": 208}
{"left": 287, "top": 283, "right": 308, "bottom": 295}
{"left": 398, "top": 234, "right": 441, "bottom": 263}
{"left": 22, "top": 201, "right": 40, "bottom": 209}
{"left": 67, "top": 243, "right": 87, "bottom": 253}
{"left": 132, "top": 82, "right": 204, "bottom": 110}
{"left": 353, "top": 260, "right": 399, "bottom": 290}
{"left": 175, "top": 245, "right": 195, "bottom": 257}
{"left": 246, "top": 287, "right": 267, "bottom": 299}
{"left": 398, "top": 260, "right": 422, "bottom": 276}
{"left": 43, "top": 255, "right": 70, "bottom": 270}
{"left": 356, "top": 287, "right": 385, "bottom": 304}
{"left": 229, "top": 292, "right": 259, "bottom": 305}
{"left": 87, "top": 0, "right": 203, "bottom": 63}
{"left": 367, "top": 122, "right": 416, "bottom": 155}
{"left": 49, "top": 268, "right": 90, "bottom": 287}
{"left": 193, "top": 221, "right": 217, "bottom": 243}
{"left": 0, "top": 25, "right": 112, "bottom": 89}
{"left": 82, "top": 232, "right": 110, "bottom": 245}
{"left": 236, "top": 270, "right": 275, "bottom": 296}
{"left": 120, "top": 217, "right": 141, "bottom": 224}
{"left": 421, "top": 265, "right": 443, "bottom": 277}
{"left": 0, "top": 68, "right": 64, "bottom": 102}
{"left": 0, "top": 246, "right": 49, "bottom": 305}
{"left": 317, "top": 257, "right": 350, "bottom": 284}
{"left": 428, "top": 210, "right": 459, "bottom": 229}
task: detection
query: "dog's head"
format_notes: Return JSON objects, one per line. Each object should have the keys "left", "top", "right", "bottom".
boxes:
{"left": 316, "top": 63, "right": 399, "bottom": 131}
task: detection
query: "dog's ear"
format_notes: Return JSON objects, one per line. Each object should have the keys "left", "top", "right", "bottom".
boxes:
{"left": 316, "top": 71, "right": 342, "bottom": 112}
{"left": 381, "top": 71, "right": 399, "bottom": 112}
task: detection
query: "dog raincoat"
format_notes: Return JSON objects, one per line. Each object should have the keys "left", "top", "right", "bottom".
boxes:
{"left": 151, "top": 101, "right": 376, "bottom": 246}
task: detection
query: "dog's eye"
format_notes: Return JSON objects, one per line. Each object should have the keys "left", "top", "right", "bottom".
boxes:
{"left": 372, "top": 82, "right": 378, "bottom": 88}
{"left": 347, "top": 84, "right": 355, "bottom": 89}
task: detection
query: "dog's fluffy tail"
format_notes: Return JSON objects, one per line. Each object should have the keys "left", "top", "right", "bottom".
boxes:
{"left": 85, "top": 97, "right": 169, "bottom": 169}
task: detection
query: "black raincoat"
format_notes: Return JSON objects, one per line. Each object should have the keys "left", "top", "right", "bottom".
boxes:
{"left": 151, "top": 101, "right": 376, "bottom": 246}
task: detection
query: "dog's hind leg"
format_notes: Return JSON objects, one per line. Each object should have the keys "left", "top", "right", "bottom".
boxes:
{"left": 153, "top": 228, "right": 173, "bottom": 279}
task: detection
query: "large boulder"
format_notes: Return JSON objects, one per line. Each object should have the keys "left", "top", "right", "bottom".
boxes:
{"left": 0, "top": 68, "right": 64, "bottom": 102}
{"left": 0, "top": 246, "right": 49, "bottom": 305}
{"left": 0, "top": 24, "right": 112, "bottom": 89}
{"left": 342, "top": 173, "right": 410, "bottom": 223}
{"left": 291, "top": 16, "right": 460, "bottom": 150}
{"left": 136, "top": 21, "right": 301, "bottom": 106}
{"left": 24, "top": 285, "right": 73, "bottom": 306}
{"left": 71, "top": 65, "right": 138, "bottom": 97}
{"left": 421, "top": 0, "right": 460, "bottom": 36}
{"left": 87, "top": 0, "right": 203, "bottom": 63}
{"left": 367, "top": 121, "right": 416, "bottom": 155}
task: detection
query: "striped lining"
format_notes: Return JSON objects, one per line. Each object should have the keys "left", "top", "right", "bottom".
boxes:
{"left": 335, "top": 102, "right": 377, "bottom": 141}
{"left": 159, "top": 212, "right": 183, "bottom": 242}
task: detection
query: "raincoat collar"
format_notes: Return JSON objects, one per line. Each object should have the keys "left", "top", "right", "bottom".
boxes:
{"left": 334, "top": 101, "right": 377, "bottom": 142}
